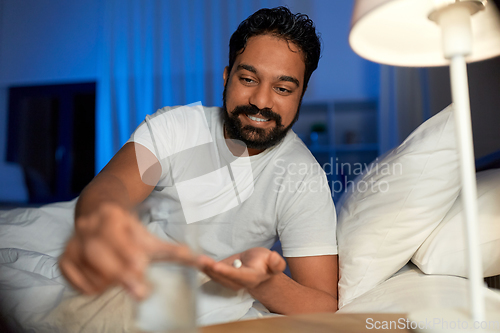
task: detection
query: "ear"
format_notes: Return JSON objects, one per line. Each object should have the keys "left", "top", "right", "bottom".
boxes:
{"left": 223, "top": 66, "right": 230, "bottom": 87}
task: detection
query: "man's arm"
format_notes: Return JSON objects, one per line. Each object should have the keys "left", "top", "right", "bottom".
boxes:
{"left": 202, "top": 251, "right": 338, "bottom": 314}
{"left": 249, "top": 255, "right": 338, "bottom": 314}
{"left": 74, "top": 142, "right": 159, "bottom": 217}
{"left": 60, "top": 143, "right": 198, "bottom": 299}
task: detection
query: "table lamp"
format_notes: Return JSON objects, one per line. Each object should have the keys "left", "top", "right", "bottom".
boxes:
{"left": 349, "top": 0, "right": 500, "bottom": 329}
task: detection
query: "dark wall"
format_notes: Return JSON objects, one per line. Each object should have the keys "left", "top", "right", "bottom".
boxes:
{"left": 428, "top": 56, "right": 500, "bottom": 159}
{"left": 7, "top": 83, "right": 95, "bottom": 203}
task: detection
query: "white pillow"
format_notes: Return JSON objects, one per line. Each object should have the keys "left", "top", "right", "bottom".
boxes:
{"left": 337, "top": 105, "right": 460, "bottom": 309}
{"left": 412, "top": 168, "right": 500, "bottom": 277}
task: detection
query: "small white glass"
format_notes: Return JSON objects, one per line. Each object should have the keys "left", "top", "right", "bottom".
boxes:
{"left": 134, "top": 200, "right": 199, "bottom": 333}
{"left": 135, "top": 262, "right": 198, "bottom": 333}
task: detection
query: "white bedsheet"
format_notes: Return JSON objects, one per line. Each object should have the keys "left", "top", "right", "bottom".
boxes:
{"left": 339, "top": 263, "right": 500, "bottom": 315}
{"left": 2, "top": 201, "right": 500, "bottom": 332}
{"left": 0, "top": 200, "right": 257, "bottom": 332}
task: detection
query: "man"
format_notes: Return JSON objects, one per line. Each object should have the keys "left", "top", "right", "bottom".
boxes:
{"left": 60, "top": 6, "right": 338, "bottom": 317}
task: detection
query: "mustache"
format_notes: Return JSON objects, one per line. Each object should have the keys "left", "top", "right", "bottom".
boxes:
{"left": 231, "top": 105, "right": 283, "bottom": 127}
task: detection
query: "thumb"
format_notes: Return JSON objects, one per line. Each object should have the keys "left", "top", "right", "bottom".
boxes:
{"left": 267, "top": 251, "right": 286, "bottom": 274}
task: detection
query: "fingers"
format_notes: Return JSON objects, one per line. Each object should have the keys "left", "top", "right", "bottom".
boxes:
{"left": 59, "top": 250, "right": 96, "bottom": 294}
{"left": 210, "top": 263, "right": 265, "bottom": 289}
{"left": 96, "top": 209, "right": 149, "bottom": 273}
{"left": 64, "top": 203, "right": 291, "bottom": 299}
{"left": 82, "top": 236, "right": 148, "bottom": 297}
{"left": 202, "top": 264, "right": 245, "bottom": 291}
{"left": 81, "top": 208, "right": 150, "bottom": 298}
{"left": 60, "top": 235, "right": 119, "bottom": 295}
{"left": 61, "top": 205, "right": 148, "bottom": 298}
{"left": 121, "top": 274, "right": 151, "bottom": 299}
{"left": 61, "top": 203, "right": 208, "bottom": 300}
{"left": 60, "top": 234, "right": 124, "bottom": 295}
{"left": 198, "top": 255, "right": 244, "bottom": 290}
{"left": 197, "top": 254, "right": 217, "bottom": 270}
{"left": 203, "top": 249, "right": 287, "bottom": 290}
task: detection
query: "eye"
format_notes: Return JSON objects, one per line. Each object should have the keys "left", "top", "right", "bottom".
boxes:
{"left": 240, "top": 77, "right": 256, "bottom": 84}
{"left": 275, "top": 87, "right": 292, "bottom": 94}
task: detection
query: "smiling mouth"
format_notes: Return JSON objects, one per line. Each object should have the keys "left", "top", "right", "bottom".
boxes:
{"left": 247, "top": 114, "right": 270, "bottom": 122}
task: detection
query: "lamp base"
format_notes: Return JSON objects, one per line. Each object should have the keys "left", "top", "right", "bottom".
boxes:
{"left": 407, "top": 308, "right": 500, "bottom": 333}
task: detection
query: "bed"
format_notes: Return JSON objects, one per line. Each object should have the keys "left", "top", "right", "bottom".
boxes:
{"left": 1, "top": 105, "right": 500, "bottom": 332}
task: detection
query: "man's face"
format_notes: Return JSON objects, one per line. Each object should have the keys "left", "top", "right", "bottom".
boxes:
{"left": 223, "top": 34, "right": 306, "bottom": 154}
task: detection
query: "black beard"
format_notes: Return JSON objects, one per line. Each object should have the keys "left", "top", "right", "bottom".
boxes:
{"left": 222, "top": 86, "right": 300, "bottom": 150}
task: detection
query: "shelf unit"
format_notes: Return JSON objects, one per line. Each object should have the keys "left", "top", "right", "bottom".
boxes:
{"left": 293, "top": 99, "right": 379, "bottom": 201}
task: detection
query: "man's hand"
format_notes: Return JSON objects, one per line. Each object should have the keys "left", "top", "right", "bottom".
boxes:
{"left": 59, "top": 203, "right": 199, "bottom": 299}
{"left": 201, "top": 247, "right": 286, "bottom": 291}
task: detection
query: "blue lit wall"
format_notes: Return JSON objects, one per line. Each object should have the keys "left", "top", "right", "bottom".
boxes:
{"left": 0, "top": 0, "right": 103, "bottom": 202}
{"left": 0, "top": 0, "right": 380, "bottom": 202}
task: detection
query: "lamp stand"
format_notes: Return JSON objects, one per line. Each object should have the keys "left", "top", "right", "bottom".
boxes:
{"left": 408, "top": 3, "right": 492, "bottom": 331}
{"left": 449, "top": 53, "right": 484, "bottom": 323}
{"left": 408, "top": 55, "right": 494, "bottom": 333}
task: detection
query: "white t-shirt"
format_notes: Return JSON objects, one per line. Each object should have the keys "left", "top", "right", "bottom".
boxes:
{"left": 128, "top": 104, "right": 337, "bottom": 261}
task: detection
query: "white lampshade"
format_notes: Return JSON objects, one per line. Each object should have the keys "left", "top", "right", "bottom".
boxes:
{"left": 350, "top": 0, "right": 500, "bottom": 66}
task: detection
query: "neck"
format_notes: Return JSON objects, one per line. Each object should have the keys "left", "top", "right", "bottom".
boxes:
{"left": 246, "top": 147, "right": 264, "bottom": 156}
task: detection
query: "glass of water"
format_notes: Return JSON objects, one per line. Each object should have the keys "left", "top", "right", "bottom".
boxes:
{"left": 134, "top": 200, "right": 199, "bottom": 333}
{"left": 135, "top": 262, "right": 198, "bottom": 333}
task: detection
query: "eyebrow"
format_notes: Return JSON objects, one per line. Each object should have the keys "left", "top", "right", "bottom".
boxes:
{"left": 236, "top": 64, "right": 300, "bottom": 88}
{"left": 278, "top": 75, "right": 300, "bottom": 88}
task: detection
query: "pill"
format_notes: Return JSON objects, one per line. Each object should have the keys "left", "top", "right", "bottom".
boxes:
{"left": 232, "top": 259, "right": 242, "bottom": 268}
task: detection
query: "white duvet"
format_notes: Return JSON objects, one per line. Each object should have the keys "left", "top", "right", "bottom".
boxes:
{"left": 1, "top": 200, "right": 500, "bottom": 332}
{"left": 0, "top": 200, "right": 257, "bottom": 332}
{"left": 338, "top": 263, "right": 500, "bottom": 314}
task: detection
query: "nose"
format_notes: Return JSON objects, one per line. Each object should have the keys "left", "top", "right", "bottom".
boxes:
{"left": 249, "top": 84, "right": 273, "bottom": 110}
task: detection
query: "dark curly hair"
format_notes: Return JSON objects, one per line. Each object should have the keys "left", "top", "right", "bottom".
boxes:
{"left": 228, "top": 6, "right": 321, "bottom": 93}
